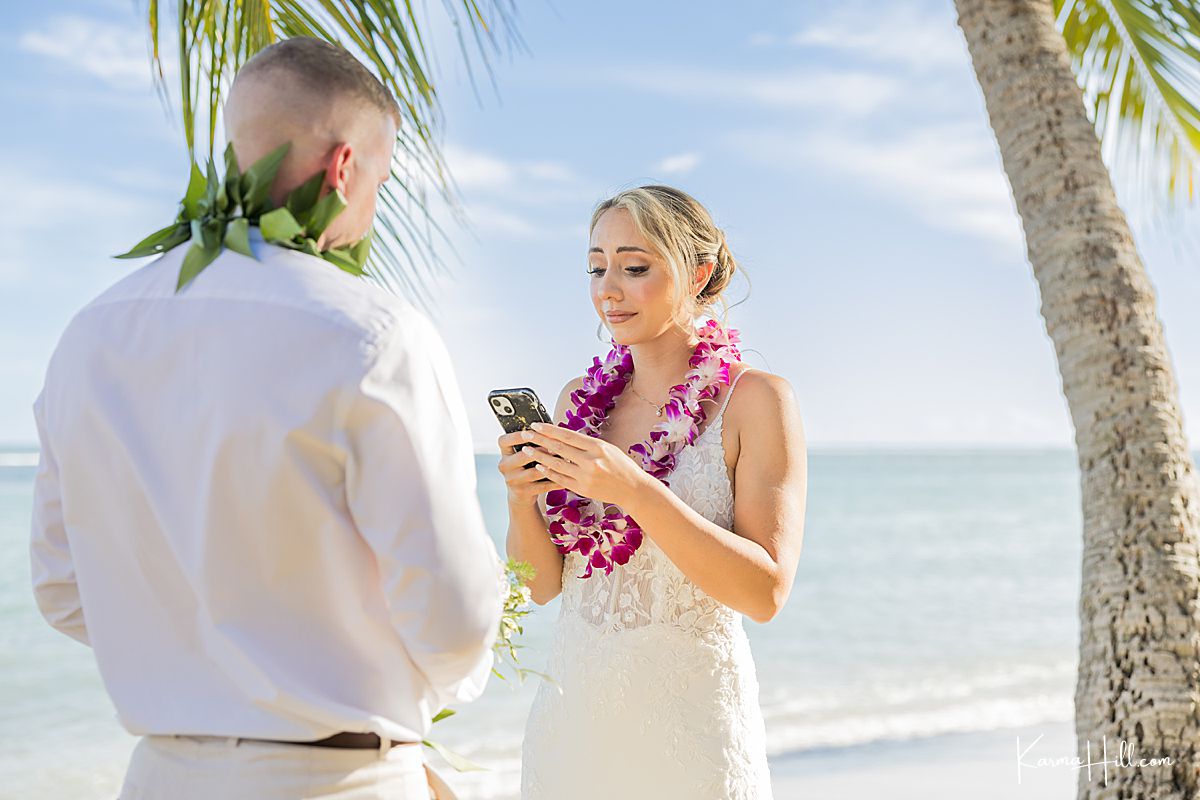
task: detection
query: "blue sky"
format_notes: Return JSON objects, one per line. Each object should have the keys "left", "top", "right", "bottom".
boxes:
{"left": 2, "top": 0, "right": 1197, "bottom": 451}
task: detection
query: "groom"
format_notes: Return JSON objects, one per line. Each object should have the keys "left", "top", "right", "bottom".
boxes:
{"left": 29, "top": 37, "right": 503, "bottom": 799}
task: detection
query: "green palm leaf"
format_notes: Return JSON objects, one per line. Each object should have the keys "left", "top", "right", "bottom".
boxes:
{"left": 1055, "top": 0, "right": 1200, "bottom": 212}
{"left": 144, "top": 0, "right": 526, "bottom": 305}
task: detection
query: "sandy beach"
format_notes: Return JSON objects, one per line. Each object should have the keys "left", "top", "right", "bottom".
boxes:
{"left": 770, "top": 720, "right": 1077, "bottom": 799}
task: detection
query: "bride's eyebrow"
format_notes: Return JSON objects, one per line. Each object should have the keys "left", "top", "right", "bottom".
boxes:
{"left": 588, "top": 246, "right": 651, "bottom": 254}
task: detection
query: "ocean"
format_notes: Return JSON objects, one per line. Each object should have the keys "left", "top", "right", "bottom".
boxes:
{"left": 4, "top": 446, "right": 1187, "bottom": 798}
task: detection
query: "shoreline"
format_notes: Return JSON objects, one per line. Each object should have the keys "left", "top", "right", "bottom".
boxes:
{"left": 769, "top": 719, "right": 1079, "bottom": 799}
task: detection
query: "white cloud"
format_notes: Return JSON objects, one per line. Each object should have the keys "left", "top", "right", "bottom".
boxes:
{"left": 726, "top": 4, "right": 1021, "bottom": 248}
{"left": 523, "top": 162, "right": 577, "bottom": 183}
{"left": 0, "top": 165, "right": 161, "bottom": 285}
{"left": 607, "top": 66, "right": 903, "bottom": 117}
{"left": 729, "top": 122, "right": 1024, "bottom": 248}
{"left": 19, "top": 15, "right": 155, "bottom": 91}
{"left": 456, "top": 203, "right": 585, "bottom": 241}
{"left": 462, "top": 203, "right": 543, "bottom": 237}
{"left": 746, "top": 32, "right": 778, "bottom": 48}
{"left": 655, "top": 152, "right": 701, "bottom": 175}
{"left": 443, "top": 144, "right": 579, "bottom": 192}
{"left": 443, "top": 146, "right": 516, "bottom": 190}
{"left": 782, "top": 5, "right": 968, "bottom": 71}
{"left": 425, "top": 145, "right": 596, "bottom": 239}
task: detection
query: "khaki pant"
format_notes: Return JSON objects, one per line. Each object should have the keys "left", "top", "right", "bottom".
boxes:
{"left": 118, "top": 734, "right": 439, "bottom": 799}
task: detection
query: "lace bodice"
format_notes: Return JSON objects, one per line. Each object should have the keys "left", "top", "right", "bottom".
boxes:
{"left": 558, "top": 374, "right": 743, "bottom": 640}
{"left": 521, "top": 367, "right": 773, "bottom": 800}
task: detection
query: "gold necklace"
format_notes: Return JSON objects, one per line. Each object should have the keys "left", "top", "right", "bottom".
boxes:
{"left": 628, "top": 382, "right": 666, "bottom": 416}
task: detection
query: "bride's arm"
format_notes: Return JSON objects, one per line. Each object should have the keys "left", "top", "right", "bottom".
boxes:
{"left": 502, "top": 378, "right": 582, "bottom": 605}
{"left": 634, "top": 371, "right": 806, "bottom": 622}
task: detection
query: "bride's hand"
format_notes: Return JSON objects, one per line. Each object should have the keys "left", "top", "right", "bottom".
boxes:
{"left": 520, "top": 422, "right": 652, "bottom": 508}
{"left": 497, "top": 431, "right": 563, "bottom": 506}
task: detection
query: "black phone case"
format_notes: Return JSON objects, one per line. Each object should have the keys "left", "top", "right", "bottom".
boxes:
{"left": 488, "top": 388, "right": 552, "bottom": 451}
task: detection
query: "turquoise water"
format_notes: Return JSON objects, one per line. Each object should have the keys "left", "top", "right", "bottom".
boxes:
{"left": 3, "top": 447, "right": 1193, "bottom": 798}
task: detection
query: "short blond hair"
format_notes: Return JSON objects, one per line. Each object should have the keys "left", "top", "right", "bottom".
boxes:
{"left": 590, "top": 185, "right": 739, "bottom": 332}
{"left": 236, "top": 37, "right": 401, "bottom": 127}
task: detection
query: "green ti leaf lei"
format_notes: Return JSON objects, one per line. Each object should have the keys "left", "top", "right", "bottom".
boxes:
{"left": 116, "top": 142, "right": 373, "bottom": 291}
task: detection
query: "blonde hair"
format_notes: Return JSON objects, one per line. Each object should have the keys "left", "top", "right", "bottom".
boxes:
{"left": 589, "top": 185, "right": 740, "bottom": 334}
{"left": 236, "top": 37, "right": 401, "bottom": 127}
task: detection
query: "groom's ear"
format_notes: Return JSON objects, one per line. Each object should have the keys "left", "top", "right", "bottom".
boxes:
{"left": 324, "top": 142, "right": 354, "bottom": 194}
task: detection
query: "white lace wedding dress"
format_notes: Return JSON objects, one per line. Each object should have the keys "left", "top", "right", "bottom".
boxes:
{"left": 520, "top": 368, "right": 773, "bottom": 799}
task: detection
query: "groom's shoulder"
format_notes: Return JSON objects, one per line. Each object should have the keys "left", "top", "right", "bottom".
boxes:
{"left": 81, "top": 244, "right": 189, "bottom": 307}
{"left": 76, "top": 241, "right": 428, "bottom": 345}
{"left": 247, "top": 245, "right": 453, "bottom": 372}
{"left": 262, "top": 245, "right": 435, "bottom": 345}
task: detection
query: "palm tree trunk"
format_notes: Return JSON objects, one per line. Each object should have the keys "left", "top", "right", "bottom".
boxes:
{"left": 954, "top": 0, "right": 1200, "bottom": 796}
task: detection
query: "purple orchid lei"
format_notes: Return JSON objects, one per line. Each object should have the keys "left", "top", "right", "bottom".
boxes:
{"left": 544, "top": 319, "right": 742, "bottom": 579}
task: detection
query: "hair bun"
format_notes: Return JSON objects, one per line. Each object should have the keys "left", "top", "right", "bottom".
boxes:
{"left": 701, "top": 227, "right": 735, "bottom": 303}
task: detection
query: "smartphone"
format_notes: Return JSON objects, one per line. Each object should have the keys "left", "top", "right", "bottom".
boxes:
{"left": 488, "top": 388, "right": 552, "bottom": 452}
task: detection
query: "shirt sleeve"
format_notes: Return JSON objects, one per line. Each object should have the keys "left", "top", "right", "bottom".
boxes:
{"left": 344, "top": 311, "right": 504, "bottom": 711}
{"left": 29, "top": 388, "right": 90, "bottom": 647}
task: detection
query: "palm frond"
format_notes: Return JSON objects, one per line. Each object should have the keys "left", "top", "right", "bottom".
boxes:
{"left": 1054, "top": 0, "right": 1200, "bottom": 216}
{"left": 144, "top": 0, "right": 527, "bottom": 309}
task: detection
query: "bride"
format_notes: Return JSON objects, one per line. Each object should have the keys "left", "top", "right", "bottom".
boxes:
{"left": 499, "top": 185, "right": 806, "bottom": 799}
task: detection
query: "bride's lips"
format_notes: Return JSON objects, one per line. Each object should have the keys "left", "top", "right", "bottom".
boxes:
{"left": 605, "top": 312, "right": 636, "bottom": 324}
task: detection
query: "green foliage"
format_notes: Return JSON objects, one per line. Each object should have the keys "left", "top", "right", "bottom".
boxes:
{"left": 421, "top": 737, "right": 488, "bottom": 772}
{"left": 1055, "top": 0, "right": 1200, "bottom": 211}
{"left": 489, "top": 558, "right": 555, "bottom": 688}
{"left": 423, "top": 557, "right": 550, "bottom": 773}
{"left": 116, "top": 142, "right": 372, "bottom": 290}
{"left": 144, "top": 0, "right": 525, "bottom": 306}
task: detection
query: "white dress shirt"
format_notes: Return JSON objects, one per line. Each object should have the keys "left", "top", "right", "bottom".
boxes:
{"left": 29, "top": 231, "right": 504, "bottom": 745}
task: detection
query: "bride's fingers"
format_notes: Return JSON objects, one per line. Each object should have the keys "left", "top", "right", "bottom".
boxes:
{"left": 529, "top": 422, "right": 598, "bottom": 453}
{"left": 511, "top": 462, "right": 555, "bottom": 485}
{"left": 516, "top": 448, "right": 566, "bottom": 472}
{"left": 535, "top": 468, "right": 575, "bottom": 497}
{"left": 525, "top": 447, "right": 581, "bottom": 474}
{"left": 533, "top": 477, "right": 565, "bottom": 494}
{"left": 510, "top": 469, "right": 564, "bottom": 498}
{"left": 497, "top": 431, "right": 529, "bottom": 455}
{"left": 497, "top": 446, "right": 544, "bottom": 474}
{"left": 521, "top": 429, "right": 588, "bottom": 460}
{"left": 532, "top": 457, "right": 575, "bottom": 486}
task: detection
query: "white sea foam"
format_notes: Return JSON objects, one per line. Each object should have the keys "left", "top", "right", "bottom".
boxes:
{"left": 0, "top": 451, "right": 39, "bottom": 467}
{"left": 753, "top": 658, "right": 1077, "bottom": 755}
{"left": 763, "top": 693, "right": 1074, "bottom": 755}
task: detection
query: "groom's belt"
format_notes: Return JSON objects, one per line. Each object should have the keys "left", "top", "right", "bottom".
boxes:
{"left": 256, "top": 732, "right": 419, "bottom": 749}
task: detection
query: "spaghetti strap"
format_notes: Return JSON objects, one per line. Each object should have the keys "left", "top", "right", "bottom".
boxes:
{"left": 714, "top": 367, "right": 753, "bottom": 419}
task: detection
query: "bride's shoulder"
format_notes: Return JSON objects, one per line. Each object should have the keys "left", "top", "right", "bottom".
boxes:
{"left": 731, "top": 365, "right": 793, "bottom": 400}
{"left": 551, "top": 376, "right": 586, "bottom": 424}
{"left": 726, "top": 366, "right": 803, "bottom": 436}
{"left": 561, "top": 375, "right": 586, "bottom": 396}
